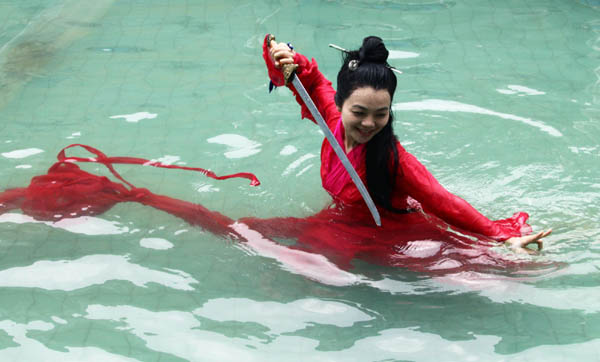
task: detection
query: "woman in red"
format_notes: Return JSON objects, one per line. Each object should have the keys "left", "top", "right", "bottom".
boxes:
{"left": 263, "top": 34, "right": 550, "bottom": 257}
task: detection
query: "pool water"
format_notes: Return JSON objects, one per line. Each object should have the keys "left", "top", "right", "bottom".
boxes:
{"left": 1, "top": 0, "right": 599, "bottom": 360}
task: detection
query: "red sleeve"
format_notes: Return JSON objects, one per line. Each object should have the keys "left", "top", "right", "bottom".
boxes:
{"left": 398, "top": 148, "right": 531, "bottom": 241}
{"left": 262, "top": 35, "right": 340, "bottom": 131}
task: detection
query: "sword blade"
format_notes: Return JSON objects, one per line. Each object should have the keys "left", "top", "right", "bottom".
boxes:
{"left": 290, "top": 74, "right": 381, "bottom": 227}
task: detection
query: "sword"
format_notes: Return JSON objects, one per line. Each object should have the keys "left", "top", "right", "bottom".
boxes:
{"left": 268, "top": 36, "right": 381, "bottom": 226}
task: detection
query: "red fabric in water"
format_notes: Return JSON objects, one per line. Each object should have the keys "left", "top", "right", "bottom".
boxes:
{"left": 1, "top": 145, "right": 254, "bottom": 235}
{"left": 0, "top": 144, "right": 545, "bottom": 273}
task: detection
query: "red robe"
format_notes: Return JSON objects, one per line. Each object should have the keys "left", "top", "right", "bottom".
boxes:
{"left": 262, "top": 34, "right": 530, "bottom": 241}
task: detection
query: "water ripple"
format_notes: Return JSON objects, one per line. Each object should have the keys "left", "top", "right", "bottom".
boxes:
{"left": 393, "top": 99, "right": 563, "bottom": 137}
{"left": 0, "top": 319, "right": 136, "bottom": 361}
{"left": 194, "top": 298, "right": 373, "bottom": 334}
{"left": 0, "top": 254, "right": 197, "bottom": 291}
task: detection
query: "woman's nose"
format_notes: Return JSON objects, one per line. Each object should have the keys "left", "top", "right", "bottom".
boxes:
{"left": 361, "top": 116, "right": 375, "bottom": 128}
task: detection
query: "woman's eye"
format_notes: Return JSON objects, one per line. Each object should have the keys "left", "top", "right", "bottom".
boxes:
{"left": 352, "top": 111, "right": 365, "bottom": 117}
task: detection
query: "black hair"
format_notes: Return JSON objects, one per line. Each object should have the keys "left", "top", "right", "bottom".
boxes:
{"left": 334, "top": 36, "right": 404, "bottom": 213}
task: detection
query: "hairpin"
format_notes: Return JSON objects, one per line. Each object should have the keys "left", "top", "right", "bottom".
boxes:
{"left": 328, "top": 43, "right": 403, "bottom": 75}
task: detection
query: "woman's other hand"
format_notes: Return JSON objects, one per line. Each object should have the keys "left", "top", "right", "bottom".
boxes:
{"left": 269, "top": 40, "right": 295, "bottom": 69}
{"left": 505, "top": 229, "right": 552, "bottom": 254}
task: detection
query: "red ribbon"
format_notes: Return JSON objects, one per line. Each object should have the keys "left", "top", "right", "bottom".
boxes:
{"left": 57, "top": 144, "right": 261, "bottom": 188}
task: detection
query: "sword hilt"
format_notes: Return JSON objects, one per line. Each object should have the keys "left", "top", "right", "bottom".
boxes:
{"left": 281, "top": 63, "right": 298, "bottom": 85}
{"left": 267, "top": 34, "right": 298, "bottom": 85}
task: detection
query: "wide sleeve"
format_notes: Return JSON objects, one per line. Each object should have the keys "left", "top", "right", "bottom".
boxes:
{"left": 262, "top": 35, "right": 340, "bottom": 130}
{"left": 398, "top": 149, "right": 531, "bottom": 241}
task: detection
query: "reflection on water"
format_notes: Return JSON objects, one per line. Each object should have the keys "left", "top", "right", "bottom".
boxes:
{"left": 0, "top": 213, "right": 128, "bottom": 235}
{"left": 0, "top": 320, "right": 137, "bottom": 361}
{"left": 139, "top": 237, "right": 173, "bottom": 250}
{"left": 393, "top": 99, "right": 563, "bottom": 137}
{"left": 194, "top": 298, "right": 373, "bottom": 334}
{"left": 1, "top": 148, "right": 44, "bottom": 159}
{"left": 231, "top": 222, "right": 363, "bottom": 286}
{"left": 207, "top": 134, "right": 262, "bottom": 159}
{"left": 0, "top": 254, "right": 197, "bottom": 291}
{"left": 109, "top": 111, "right": 157, "bottom": 123}
{"left": 81, "top": 302, "right": 496, "bottom": 361}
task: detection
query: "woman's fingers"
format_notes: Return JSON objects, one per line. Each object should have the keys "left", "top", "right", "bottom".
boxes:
{"left": 278, "top": 56, "right": 294, "bottom": 65}
{"left": 269, "top": 42, "right": 295, "bottom": 68}
{"left": 525, "top": 231, "right": 543, "bottom": 250}
{"left": 523, "top": 229, "right": 552, "bottom": 251}
{"left": 506, "top": 228, "right": 552, "bottom": 254}
{"left": 272, "top": 50, "right": 293, "bottom": 65}
{"left": 530, "top": 239, "right": 543, "bottom": 251}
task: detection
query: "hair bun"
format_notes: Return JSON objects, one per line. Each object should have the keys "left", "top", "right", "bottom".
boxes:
{"left": 358, "top": 36, "right": 389, "bottom": 64}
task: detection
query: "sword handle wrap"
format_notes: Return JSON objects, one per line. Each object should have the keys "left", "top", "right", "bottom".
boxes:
{"left": 282, "top": 63, "right": 299, "bottom": 85}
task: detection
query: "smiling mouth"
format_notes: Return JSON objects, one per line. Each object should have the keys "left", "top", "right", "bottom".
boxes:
{"left": 358, "top": 129, "right": 374, "bottom": 137}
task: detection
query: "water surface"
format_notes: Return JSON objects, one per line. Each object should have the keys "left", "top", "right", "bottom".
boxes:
{"left": 0, "top": 0, "right": 599, "bottom": 360}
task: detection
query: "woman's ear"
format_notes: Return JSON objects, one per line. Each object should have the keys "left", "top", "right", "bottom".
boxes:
{"left": 334, "top": 93, "right": 342, "bottom": 112}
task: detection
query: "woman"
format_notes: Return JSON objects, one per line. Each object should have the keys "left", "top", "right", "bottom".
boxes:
{"left": 263, "top": 34, "right": 550, "bottom": 254}
{"left": 0, "top": 35, "right": 550, "bottom": 273}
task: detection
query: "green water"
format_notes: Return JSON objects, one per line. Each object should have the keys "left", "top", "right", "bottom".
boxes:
{"left": 0, "top": 0, "right": 599, "bottom": 360}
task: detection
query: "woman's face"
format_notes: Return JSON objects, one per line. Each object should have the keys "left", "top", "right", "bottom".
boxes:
{"left": 337, "top": 87, "right": 391, "bottom": 152}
